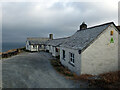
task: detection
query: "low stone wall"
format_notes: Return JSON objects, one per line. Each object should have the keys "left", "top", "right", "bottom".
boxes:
{"left": 1, "top": 47, "right": 25, "bottom": 58}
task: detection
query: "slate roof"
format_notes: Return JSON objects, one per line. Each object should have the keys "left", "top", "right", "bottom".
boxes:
{"left": 27, "top": 37, "right": 49, "bottom": 45}
{"left": 61, "top": 22, "right": 117, "bottom": 50}
{"left": 117, "top": 26, "right": 120, "bottom": 32}
{"left": 46, "top": 37, "right": 70, "bottom": 47}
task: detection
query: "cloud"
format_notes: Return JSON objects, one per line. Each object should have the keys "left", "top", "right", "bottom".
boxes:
{"left": 0, "top": 3, "right": 2, "bottom": 44}
{"left": 2, "top": 1, "right": 118, "bottom": 43}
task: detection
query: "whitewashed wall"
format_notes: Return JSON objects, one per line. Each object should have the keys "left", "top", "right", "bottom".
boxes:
{"left": 52, "top": 47, "right": 56, "bottom": 56}
{"left": 26, "top": 41, "right": 31, "bottom": 51}
{"left": 47, "top": 45, "right": 49, "bottom": 50}
{"left": 45, "top": 45, "right": 60, "bottom": 57}
{"left": 38, "top": 45, "right": 45, "bottom": 51}
{"left": 26, "top": 41, "right": 29, "bottom": 50}
{"left": 119, "top": 33, "right": 120, "bottom": 70}
{"left": 30, "top": 45, "right": 39, "bottom": 51}
{"left": 81, "top": 24, "right": 119, "bottom": 75}
{"left": 26, "top": 41, "right": 39, "bottom": 51}
{"left": 45, "top": 45, "right": 49, "bottom": 51}
{"left": 56, "top": 47, "right": 60, "bottom": 56}
{"left": 60, "top": 47, "right": 81, "bottom": 75}
{"left": 52, "top": 46, "right": 60, "bottom": 57}
{"left": 49, "top": 46, "right": 52, "bottom": 53}
{"left": 49, "top": 46, "right": 56, "bottom": 56}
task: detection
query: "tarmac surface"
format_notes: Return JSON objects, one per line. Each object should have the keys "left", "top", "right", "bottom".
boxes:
{"left": 2, "top": 52, "right": 87, "bottom": 88}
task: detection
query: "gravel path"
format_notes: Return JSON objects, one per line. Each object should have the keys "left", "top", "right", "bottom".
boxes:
{"left": 2, "top": 52, "right": 87, "bottom": 88}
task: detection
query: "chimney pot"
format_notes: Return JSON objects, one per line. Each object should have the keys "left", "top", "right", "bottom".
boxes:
{"left": 49, "top": 34, "right": 53, "bottom": 40}
{"left": 80, "top": 22, "right": 87, "bottom": 30}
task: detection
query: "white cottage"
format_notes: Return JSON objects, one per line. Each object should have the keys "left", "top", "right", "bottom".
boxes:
{"left": 60, "top": 22, "right": 119, "bottom": 75}
{"left": 46, "top": 37, "right": 70, "bottom": 57}
{"left": 26, "top": 34, "right": 53, "bottom": 51}
{"left": 26, "top": 38, "right": 49, "bottom": 51}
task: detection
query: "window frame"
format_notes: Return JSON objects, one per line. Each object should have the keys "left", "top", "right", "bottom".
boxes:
{"left": 69, "top": 52, "right": 75, "bottom": 65}
{"left": 32, "top": 45, "right": 37, "bottom": 49}
{"left": 56, "top": 48, "right": 58, "bottom": 52}
{"left": 62, "top": 50, "right": 65, "bottom": 60}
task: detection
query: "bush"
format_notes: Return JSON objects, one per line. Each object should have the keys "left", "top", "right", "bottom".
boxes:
{"left": 73, "top": 74, "right": 94, "bottom": 81}
{"left": 99, "top": 71, "right": 120, "bottom": 84}
{"left": 87, "top": 71, "right": 120, "bottom": 88}
{"left": 63, "top": 71, "right": 74, "bottom": 76}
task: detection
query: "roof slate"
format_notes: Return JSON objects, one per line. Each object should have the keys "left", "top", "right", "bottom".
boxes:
{"left": 27, "top": 37, "right": 49, "bottom": 45}
{"left": 117, "top": 26, "right": 120, "bottom": 31}
{"left": 61, "top": 22, "right": 115, "bottom": 50}
{"left": 46, "top": 37, "right": 70, "bottom": 47}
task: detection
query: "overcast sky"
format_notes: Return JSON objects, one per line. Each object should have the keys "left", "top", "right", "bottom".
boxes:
{"left": 1, "top": 0, "right": 119, "bottom": 43}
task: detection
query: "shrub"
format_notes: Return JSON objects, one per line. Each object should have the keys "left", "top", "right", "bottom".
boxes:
{"left": 99, "top": 71, "right": 120, "bottom": 84}
{"left": 88, "top": 71, "right": 120, "bottom": 88}
{"left": 73, "top": 74, "right": 94, "bottom": 81}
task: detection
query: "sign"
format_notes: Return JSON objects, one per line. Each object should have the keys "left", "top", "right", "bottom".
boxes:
{"left": 110, "top": 37, "right": 114, "bottom": 43}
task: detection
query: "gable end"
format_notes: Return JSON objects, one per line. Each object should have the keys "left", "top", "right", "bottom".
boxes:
{"left": 82, "top": 23, "right": 119, "bottom": 52}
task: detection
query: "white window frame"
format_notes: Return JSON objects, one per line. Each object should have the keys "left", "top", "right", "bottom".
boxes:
{"left": 69, "top": 52, "right": 75, "bottom": 64}
{"left": 32, "top": 45, "right": 38, "bottom": 49}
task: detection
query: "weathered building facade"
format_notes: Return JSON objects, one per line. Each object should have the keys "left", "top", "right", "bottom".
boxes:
{"left": 60, "top": 22, "right": 119, "bottom": 75}
{"left": 26, "top": 34, "right": 53, "bottom": 51}
{"left": 46, "top": 37, "right": 69, "bottom": 57}
{"left": 26, "top": 22, "right": 119, "bottom": 75}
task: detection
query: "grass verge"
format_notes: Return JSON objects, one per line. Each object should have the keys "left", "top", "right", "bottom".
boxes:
{"left": 50, "top": 59, "right": 74, "bottom": 77}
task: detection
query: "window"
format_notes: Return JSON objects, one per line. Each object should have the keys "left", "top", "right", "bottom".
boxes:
{"left": 63, "top": 50, "right": 65, "bottom": 59}
{"left": 56, "top": 48, "right": 58, "bottom": 52}
{"left": 33, "top": 45, "right": 36, "bottom": 49}
{"left": 39, "top": 45, "right": 42, "bottom": 48}
{"left": 49, "top": 45, "right": 50, "bottom": 50}
{"left": 69, "top": 52, "right": 74, "bottom": 64}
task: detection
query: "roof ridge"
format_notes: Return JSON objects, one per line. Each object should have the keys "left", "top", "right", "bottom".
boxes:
{"left": 77, "top": 22, "right": 114, "bottom": 32}
{"left": 88, "top": 22, "right": 114, "bottom": 29}
{"left": 61, "top": 22, "right": 116, "bottom": 50}
{"left": 27, "top": 37, "right": 48, "bottom": 38}
{"left": 52, "top": 36, "right": 70, "bottom": 40}
{"left": 27, "top": 37, "right": 49, "bottom": 40}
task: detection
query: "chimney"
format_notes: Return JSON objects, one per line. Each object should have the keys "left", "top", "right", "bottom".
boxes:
{"left": 49, "top": 34, "right": 53, "bottom": 40}
{"left": 80, "top": 22, "right": 87, "bottom": 30}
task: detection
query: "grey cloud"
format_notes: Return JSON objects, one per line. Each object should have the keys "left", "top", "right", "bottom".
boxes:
{"left": 2, "top": 2, "right": 117, "bottom": 43}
